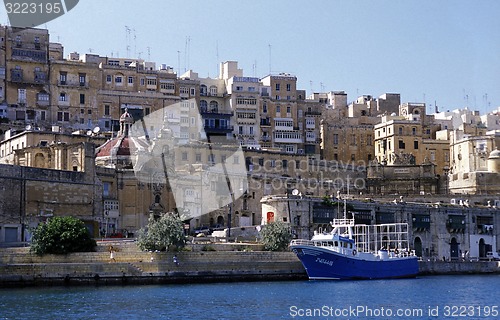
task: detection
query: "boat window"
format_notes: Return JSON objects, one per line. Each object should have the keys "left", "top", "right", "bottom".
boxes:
{"left": 334, "top": 241, "right": 338, "bottom": 247}
{"left": 328, "top": 241, "right": 333, "bottom": 247}
{"left": 322, "top": 242, "right": 328, "bottom": 246}
{"left": 349, "top": 243, "right": 353, "bottom": 249}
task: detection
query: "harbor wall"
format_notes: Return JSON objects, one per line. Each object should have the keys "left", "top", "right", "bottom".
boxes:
{"left": 1, "top": 243, "right": 500, "bottom": 287}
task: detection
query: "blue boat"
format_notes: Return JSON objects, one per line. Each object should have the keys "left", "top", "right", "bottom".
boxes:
{"left": 290, "top": 218, "right": 419, "bottom": 280}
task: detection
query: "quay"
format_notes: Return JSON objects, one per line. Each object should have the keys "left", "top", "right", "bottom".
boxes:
{"left": 0, "top": 242, "right": 499, "bottom": 287}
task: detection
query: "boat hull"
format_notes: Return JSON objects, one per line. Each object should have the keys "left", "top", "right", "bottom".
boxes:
{"left": 291, "top": 245, "right": 419, "bottom": 280}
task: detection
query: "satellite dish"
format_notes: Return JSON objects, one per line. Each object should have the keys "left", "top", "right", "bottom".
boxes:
{"left": 292, "top": 189, "right": 299, "bottom": 196}
{"left": 86, "top": 130, "right": 92, "bottom": 136}
{"left": 25, "top": 125, "right": 32, "bottom": 131}
{"left": 93, "top": 126, "right": 101, "bottom": 134}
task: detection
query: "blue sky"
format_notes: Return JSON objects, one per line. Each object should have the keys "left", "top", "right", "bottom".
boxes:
{"left": 2, "top": 0, "right": 500, "bottom": 114}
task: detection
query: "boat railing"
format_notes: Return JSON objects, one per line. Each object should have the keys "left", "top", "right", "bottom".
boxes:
{"left": 290, "top": 239, "right": 315, "bottom": 246}
{"left": 331, "top": 218, "right": 355, "bottom": 226}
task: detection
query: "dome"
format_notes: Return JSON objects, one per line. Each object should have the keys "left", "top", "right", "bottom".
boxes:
{"left": 95, "top": 109, "right": 149, "bottom": 168}
{"left": 488, "top": 148, "right": 500, "bottom": 159}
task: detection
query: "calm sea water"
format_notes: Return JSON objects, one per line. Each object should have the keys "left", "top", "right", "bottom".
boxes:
{"left": 1, "top": 275, "right": 499, "bottom": 319}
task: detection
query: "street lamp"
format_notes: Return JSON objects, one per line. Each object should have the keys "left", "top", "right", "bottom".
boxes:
{"left": 228, "top": 197, "right": 232, "bottom": 238}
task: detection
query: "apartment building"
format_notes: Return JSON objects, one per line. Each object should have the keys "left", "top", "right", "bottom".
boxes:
{"left": 260, "top": 73, "right": 302, "bottom": 154}
{"left": 2, "top": 27, "right": 50, "bottom": 124}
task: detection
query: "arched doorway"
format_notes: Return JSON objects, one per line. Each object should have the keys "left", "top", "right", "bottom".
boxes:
{"left": 414, "top": 237, "right": 423, "bottom": 257}
{"left": 217, "top": 215, "right": 225, "bottom": 226}
{"left": 479, "top": 238, "right": 486, "bottom": 258}
{"left": 450, "top": 237, "right": 459, "bottom": 260}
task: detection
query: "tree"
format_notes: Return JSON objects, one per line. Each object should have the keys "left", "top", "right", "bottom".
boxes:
{"left": 260, "top": 221, "right": 292, "bottom": 251}
{"left": 30, "top": 216, "right": 96, "bottom": 255}
{"left": 137, "top": 213, "right": 186, "bottom": 251}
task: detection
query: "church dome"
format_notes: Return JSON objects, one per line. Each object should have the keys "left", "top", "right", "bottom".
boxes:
{"left": 95, "top": 109, "right": 149, "bottom": 168}
{"left": 488, "top": 148, "right": 500, "bottom": 159}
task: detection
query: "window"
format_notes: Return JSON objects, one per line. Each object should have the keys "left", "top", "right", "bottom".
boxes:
{"left": 287, "top": 106, "right": 291, "bottom": 114}
{"left": 412, "top": 127, "right": 416, "bottom": 135}
{"left": 80, "top": 108, "right": 84, "bottom": 114}
{"left": 79, "top": 73, "right": 86, "bottom": 85}
{"left": 270, "top": 159, "right": 276, "bottom": 168}
{"left": 190, "top": 87, "right": 195, "bottom": 95}
{"left": 115, "top": 76, "right": 123, "bottom": 84}
{"left": 208, "top": 154, "right": 215, "bottom": 164}
{"left": 351, "top": 134, "right": 356, "bottom": 145}
{"left": 160, "top": 82, "right": 175, "bottom": 90}
{"left": 88, "top": 109, "right": 92, "bottom": 115}
{"left": 37, "top": 91, "right": 49, "bottom": 101}
{"left": 430, "top": 150, "right": 436, "bottom": 161}
{"left": 59, "top": 92, "right": 67, "bottom": 101}
{"left": 276, "top": 105, "right": 281, "bottom": 113}
{"left": 399, "top": 127, "right": 403, "bottom": 135}
{"left": 239, "top": 126, "right": 243, "bottom": 135}
{"left": 275, "top": 83, "right": 280, "bottom": 91}
{"left": 106, "top": 75, "right": 112, "bottom": 83}
{"left": 282, "top": 159, "right": 288, "bottom": 169}
{"left": 140, "top": 78, "right": 145, "bottom": 86}
{"left": 104, "top": 104, "right": 110, "bottom": 116}
{"left": 103, "top": 182, "right": 110, "bottom": 197}
{"left": 263, "top": 103, "right": 267, "bottom": 113}
{"left": 40, "top": 110, "right": 46, "bottom": 121}
{"left": 399, "top": 140, "right": 405, "bottom": 149}
{"left": 147, "top": 78, "right": 157, "bottom": 86}
{"left": 145, "top": 107, "right": 150, "bottom": 116}
{"left": 414, "top": 140, "right": 419, "bottom": 149}
{"left": 286, "top": 83, "right": 291, "bottom": 91}
{"left": 333, "top": 134, "right": 338, "bottom": 145}
{"left": 59, "top": 72, "right": 67, "bottom": 84}
{"left": 209, "top": 86, "right": 217, "bottom": 95}
{"left": 195, "top": 153, "right": 201, "bottom": 162}
{"left": 182, "top": 152, "right": 188, "bottom": 161}
{"left": 128, "top": 76, "right": 134, "bottom": 84}
{"left": 80, "top": 94, "right": 85, "bottom": 104}
{"left": 57, "top": 111, "right": 70, "bottom": 122}
{"left": 18, "top": 88, "right": 26, "bottom": 103}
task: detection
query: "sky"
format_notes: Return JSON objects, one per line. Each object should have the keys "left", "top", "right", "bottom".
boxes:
{"left": 2, "top": 0, "right": 500, "bottom": 114}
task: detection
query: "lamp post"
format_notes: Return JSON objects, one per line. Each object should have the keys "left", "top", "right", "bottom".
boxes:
{"left": 228, "top": 198, "right": 232, "bottom": 239}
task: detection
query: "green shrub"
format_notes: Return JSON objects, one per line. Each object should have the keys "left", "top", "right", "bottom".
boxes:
{"left": 260, "top": 221, "right": 292, "bottom": 251}
{"left": 30, "top": 216, "right": 96, "bottom": 255}
{"left": 137, "top": 213, "right": 186, "bottom": 251}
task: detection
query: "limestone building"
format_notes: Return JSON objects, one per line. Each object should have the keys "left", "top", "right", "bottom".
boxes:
{"left": 0, "top": 142, "right": 101, "bottom": 244}
{"left": 448, "top": 128, "right": 500, "bottom": 194}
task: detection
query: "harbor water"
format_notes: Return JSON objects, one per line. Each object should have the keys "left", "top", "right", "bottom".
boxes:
{"left": 1, "top": 275, "right": 499, "bottom": 319}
